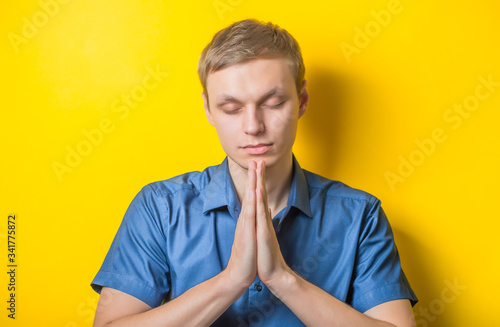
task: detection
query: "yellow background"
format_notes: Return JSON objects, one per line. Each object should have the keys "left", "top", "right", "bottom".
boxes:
{"left": 1, "top": 0, "right": 499, "bottom": 326}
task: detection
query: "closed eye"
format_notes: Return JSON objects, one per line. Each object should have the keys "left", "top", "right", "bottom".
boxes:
{"left": 264, "top": 101, "right": 285, "bottom": 109}
{"left": 219, "top": 103, "right": 242, "bottom": 114}
{"left": 222, "top": 108, "right": 241, "bottom": 115}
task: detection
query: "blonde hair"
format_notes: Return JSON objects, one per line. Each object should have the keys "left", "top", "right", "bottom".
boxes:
{"left": 197, "top": 19, "right": 305, "bottom": 102}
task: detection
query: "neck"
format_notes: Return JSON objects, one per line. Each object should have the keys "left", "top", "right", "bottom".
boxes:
{"left": 228, "top": 154, "right": 294, "bottom": 218}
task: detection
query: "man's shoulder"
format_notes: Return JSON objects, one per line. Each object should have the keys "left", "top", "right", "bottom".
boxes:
{"left": 141, "top": 163, "right": 220, "bottom": 197}
{"left": 302, "top": 169, "right": 379, "bottom": 205}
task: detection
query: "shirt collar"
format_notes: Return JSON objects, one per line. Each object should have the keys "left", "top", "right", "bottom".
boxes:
{"left": 287, "top": 154, "right": 313, "bottom": 218}
{"left": 201, "top": 156, "right": 241, "bottom": 218}
{"left": 202, "top": 154, "right": 312, "bottom": 219}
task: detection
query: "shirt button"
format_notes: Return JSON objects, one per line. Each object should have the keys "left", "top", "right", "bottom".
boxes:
{"left": 254, "top": 283, "right": 262, "bottom": 292}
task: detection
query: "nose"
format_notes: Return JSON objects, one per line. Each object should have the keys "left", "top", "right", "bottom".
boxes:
{"left": 242, "top": 106, "right": 264, "bottom": 135}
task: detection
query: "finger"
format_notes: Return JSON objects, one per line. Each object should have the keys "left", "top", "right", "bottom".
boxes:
{"left": 248, "top": 160, "right": 256, "bottom": 193}
{"left": 256, "top": 161, "right": 269, "bottom": 217}
{"left": 260, "top": 161, "right": 269, "bottom": 211}
{"left": 237, "top": 161, "right": 256, "bottom": 231}
{"left": 242, "top": 161, "right": 256, "bottom": 208}
{"left": 256, "top": 184, "right": 267, "bottom": 221}
{"left": 242, "top": 161, "right": 255, "bottom": 201}
{"left": 244, "top": 161, "right": 257, "bottom": 225}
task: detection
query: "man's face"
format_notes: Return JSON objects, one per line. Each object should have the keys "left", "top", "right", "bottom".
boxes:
{"left": 202, "top": 57, "right": 308, "bottom": 170}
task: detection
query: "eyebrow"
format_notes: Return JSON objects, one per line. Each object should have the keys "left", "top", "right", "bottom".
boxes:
{"left": 216, "top": 87, "right": 285, "bottom": 106}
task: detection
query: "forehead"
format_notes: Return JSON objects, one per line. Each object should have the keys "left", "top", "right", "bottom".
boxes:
{"left": 206, "top": 58, "right": 295, "bottom": 101}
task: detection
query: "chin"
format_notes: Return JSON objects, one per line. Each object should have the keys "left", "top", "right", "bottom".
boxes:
{"left": 227, "top": 154, "right": 266, "bottom": 170}
{"left": 247, "top": 154, "right": 276, "bottom": 168}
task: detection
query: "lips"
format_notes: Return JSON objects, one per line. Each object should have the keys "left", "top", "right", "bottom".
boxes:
{"left": 242, "top": 143, "right": 272, "bottom": 155}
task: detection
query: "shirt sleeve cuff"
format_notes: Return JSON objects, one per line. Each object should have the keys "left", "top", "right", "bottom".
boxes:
{"left": 91, "top": 270, "right": 166, "bottom": 308}
{"left": 351, "top": 282, "right": 418, "bottom": 313}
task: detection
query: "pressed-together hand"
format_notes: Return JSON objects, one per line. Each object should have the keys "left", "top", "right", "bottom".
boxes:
{"left": 225, "top": 160, "right": 289, "bottom": 289}
{"left": 254, "top": 160, "right": 290, "bottom": 285}
{"left": 225, "top": 160, "right": 258, "bottom": 287}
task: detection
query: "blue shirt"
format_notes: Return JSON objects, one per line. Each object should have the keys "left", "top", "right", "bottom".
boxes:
{"left": 91, "top": 154, "right": 417, "bottom": 326}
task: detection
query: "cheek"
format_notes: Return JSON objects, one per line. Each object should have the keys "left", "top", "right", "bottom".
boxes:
{"left": 215, "top": 120, "right": 239, "bottom": 142}
{"left": 268, "top": 112, "right": 295, "bottom": 134}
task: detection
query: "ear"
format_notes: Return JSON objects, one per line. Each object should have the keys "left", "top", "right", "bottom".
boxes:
{"left": 202, "top": 92, "right": 215, "bottom": 126}
{"left": 298, "top": 80, "right": 309, "bottom": 119}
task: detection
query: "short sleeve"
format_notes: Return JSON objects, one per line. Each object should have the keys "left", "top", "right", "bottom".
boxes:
{"left": 350, "top": 198, "right": 418, "bottom": 312}
{"left": 91, "top": 184, "right": 170, "bottom": 308}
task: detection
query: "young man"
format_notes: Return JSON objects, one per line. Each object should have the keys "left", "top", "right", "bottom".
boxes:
{"left": 91, "top": 19, "right": 418, "bottom": 326}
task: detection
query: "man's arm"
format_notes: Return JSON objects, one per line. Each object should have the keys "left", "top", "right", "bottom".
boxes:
{"left": 93, "top": 162, "right": 260, "bottom": 327}
{"left": 254, "top": 160, "right": 416, "bottom": 327}
{"left": 93, "top": 271, "right": 243, "bottom": 327}
{"left": 264, "top": 268, "right": 415, "bottom": 327}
